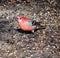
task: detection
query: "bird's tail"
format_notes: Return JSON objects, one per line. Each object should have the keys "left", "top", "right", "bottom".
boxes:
{"left": 32, "top": 20, "right": 46, "bottom": 30}
{"left": 36, "top": 25, "right": 46, "bottom": 30}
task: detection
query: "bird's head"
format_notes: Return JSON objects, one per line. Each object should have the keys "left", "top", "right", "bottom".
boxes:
{"left": 17, "top": 16, "right": 29, "bottom": 22}
{"left": 13, "top": 16, "right": 23, "bottom": 22}
{"left": 17, "top": 16, "right": 24, "bottom": 22}
{"left": 17, "top": 16, "right": 24, "bottom": 19}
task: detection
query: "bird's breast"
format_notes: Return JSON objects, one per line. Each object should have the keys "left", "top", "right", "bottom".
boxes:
{"left": 18, "top": 21, "right": 34, "bottom": 31}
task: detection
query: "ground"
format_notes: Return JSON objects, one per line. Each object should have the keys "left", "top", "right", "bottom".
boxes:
{"left": 0, "top": 1, "right": 60, "bottom": 58}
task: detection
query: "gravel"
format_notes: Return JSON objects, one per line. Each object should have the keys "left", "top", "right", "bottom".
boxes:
{"left": 0, "top": 1, "right": 60, "bottom": 58}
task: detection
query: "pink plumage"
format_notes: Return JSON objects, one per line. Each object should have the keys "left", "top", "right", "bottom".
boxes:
{"left": 17, "top": 16, "right": 36, "bottom": 31}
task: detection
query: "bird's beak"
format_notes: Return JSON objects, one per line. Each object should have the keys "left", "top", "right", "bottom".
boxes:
{"left": 13, "top": 17, "right": 18, "bottom": 21}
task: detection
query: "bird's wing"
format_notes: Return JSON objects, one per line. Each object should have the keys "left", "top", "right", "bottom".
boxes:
{"left": 24, "top": 20, "right": 33, "bottom": 26}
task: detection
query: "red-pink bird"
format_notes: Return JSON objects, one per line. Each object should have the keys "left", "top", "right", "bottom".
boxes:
{"left": 17, "top": 16, "right": 45, "bottom": 32}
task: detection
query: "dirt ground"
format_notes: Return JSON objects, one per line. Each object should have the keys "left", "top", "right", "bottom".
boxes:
{"left": 0, "top": 0, "right": 60, "bottom": 58}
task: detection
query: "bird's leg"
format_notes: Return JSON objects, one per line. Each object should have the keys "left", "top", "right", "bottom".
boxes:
{"left": 32, "top": 30, "right": 35, "bottom": 33}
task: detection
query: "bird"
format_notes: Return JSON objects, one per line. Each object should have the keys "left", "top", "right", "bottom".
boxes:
{"left": 16, "top": 16, "right": 45, "bottom": 32}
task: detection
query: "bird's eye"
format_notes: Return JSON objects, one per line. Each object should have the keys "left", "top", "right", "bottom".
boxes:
{"left": 17, "top": 16, "right": 22, "bottom": 22}
{"left": 19, "top": 18, "right": 21, "bottom": 20}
